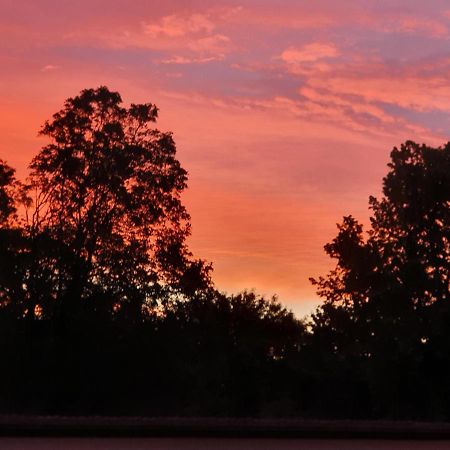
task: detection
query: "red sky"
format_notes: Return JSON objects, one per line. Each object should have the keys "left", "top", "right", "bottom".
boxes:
{"left": 1, "top": 0, "right": 449, "bottom": 316}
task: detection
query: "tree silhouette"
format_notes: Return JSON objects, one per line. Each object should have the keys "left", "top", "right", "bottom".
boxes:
{"left": 311, "top": 141, "right": 449, "bottom": 334}
{"left": 24, "top": 86, "right": 211, "bottom": 320}
{"left": 310, "top": 141, "right": 450, "bottom": 417}
{"left": 1, "top": 88, "right": 449, "bottom": 420}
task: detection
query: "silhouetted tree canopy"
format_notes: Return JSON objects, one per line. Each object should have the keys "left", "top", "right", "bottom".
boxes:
{"left": 0, "top": 88, "right": 448, "bottom": 420}
{"left": 2, "top": 87, "right": 211, "bottom": 321}
{"left": 311, "top": 141, "right": 449, "bottom": 332}
{"left": 0, "top": 86, "right": 305, "bottom": 417}
{"left": 310, "top": 140, "right": 450, "bottom": 417}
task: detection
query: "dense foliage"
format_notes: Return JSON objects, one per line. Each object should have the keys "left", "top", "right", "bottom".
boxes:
{"left": 1, "top": 87, "right": 211, "bottom": 323}
{"left": 0, "top": 88, "right": 448, "bottom": 419}
{"left": 310, "top": 141, "right": 450, "bottom": 418}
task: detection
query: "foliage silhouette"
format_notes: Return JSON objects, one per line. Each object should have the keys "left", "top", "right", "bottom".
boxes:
{"left": 8, "top": 87, "right": 211, "bottom": 322}
{"left": 0, "top": 87, "right": 302, "bottom": 417}
{"left": 310, "top": 141, "right": 450, "bottom": 418}
{"left": 0, "top": 87, "right": 448, "bottom": 419}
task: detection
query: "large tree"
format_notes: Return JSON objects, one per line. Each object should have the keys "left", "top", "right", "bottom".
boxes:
{"left": 310, "top": 141, "right": 450, "bottom": 416}
{"left": 24, "top": 86, "right": 211, "bottom": 320}
{"left": 311, "top": 141, "right": 449, "bottom": 331}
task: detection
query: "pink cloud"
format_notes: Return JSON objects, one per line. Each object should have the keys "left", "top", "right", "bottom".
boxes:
{"left": 361, "top": 14, "right": 450, "bottom": 38}
{"left": 308, "top": 76, "right": 450, "bottom": 113}
{"left": 397, "top": 17, "right": 448, "bottom": 37}
{"left": 144, "top": 13, "right": 215, "bottom": 38}
{"left": 161, "top": 55, "right": 225, "bottom": 64}
{"left": 188, "top": 33, "right": 230, "bottom": 53}
{"left": 43, "top": 6, "right": 237, "bottom": 59}
{"left": 281, "top": 43, "right": 340, "bottom": 64}
{"left": 159, "top": 82, "right": 437, "bottom": 143}
{"left": 60, "top": 9, "right": 234, "bottom": 62}
{"left": 157, "top": 80, "right": 442, "bottom": 147}
{"left": 41, "top": 64, "right": 61, "bottom": 72}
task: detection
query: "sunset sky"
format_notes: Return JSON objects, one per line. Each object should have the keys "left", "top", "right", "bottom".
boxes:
{"left": 1, "top": 0, "right": 449, "bottom": 316}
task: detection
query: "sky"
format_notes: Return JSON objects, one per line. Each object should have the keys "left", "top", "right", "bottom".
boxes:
{"left": 1, "top": 0, "right": 449, "bottom": 316}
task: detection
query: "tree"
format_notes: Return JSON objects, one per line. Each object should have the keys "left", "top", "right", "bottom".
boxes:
{"left": 310, "top": 141, "right": 450, "bottom": 417}
{"left": 311, "top": 141, "right": 450, "bottom": 333}
{"left": 25, "top": 86, "right": 211, "bottom": 320}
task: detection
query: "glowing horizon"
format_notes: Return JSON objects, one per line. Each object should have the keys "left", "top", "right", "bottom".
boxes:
{"left": 1, "top": 0, "right": 449, "bottom": 316}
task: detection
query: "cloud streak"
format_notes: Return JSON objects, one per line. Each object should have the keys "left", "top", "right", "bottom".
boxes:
{"left": 281, "top": 43, "right": 340, "bottom": 64}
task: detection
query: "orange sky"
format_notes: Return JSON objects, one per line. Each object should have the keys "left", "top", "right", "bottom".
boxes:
{"left": 1, "top": 0, "right": 449, "bottom": 316}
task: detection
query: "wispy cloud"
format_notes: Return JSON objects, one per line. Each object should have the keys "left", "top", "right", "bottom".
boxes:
{"left": 280, "top": 43, "right": 340, "bottom": 64}
{"left": 161, "top": 55, "right": 225, "bottom": 65}
{"left": 41, "top": 64, "right": 60, "bottom": 72}
{"left": 144, "top": 13, "right": 215, "bottom": 38}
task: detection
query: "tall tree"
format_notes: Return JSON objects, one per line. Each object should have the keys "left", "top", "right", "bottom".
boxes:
{"left": 310, "top": 141, "right": 450, "bottom": 417}
{"left": 312, "top": 141, "right": 450, "bottom": 332}
{"left": 27, "top": 86, "right": 210, "bottom": 320}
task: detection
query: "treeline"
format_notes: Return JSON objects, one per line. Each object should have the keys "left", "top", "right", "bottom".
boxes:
{"left": 0, "top": 87, "right": 448, "bottom": 419}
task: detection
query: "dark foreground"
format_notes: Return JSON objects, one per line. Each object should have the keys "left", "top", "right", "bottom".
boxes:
{"left": 1, "top": 438, "right": 450, "bottom": 449}
{"left": 3, "top": 416, "right": 450, "bottom": 440}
